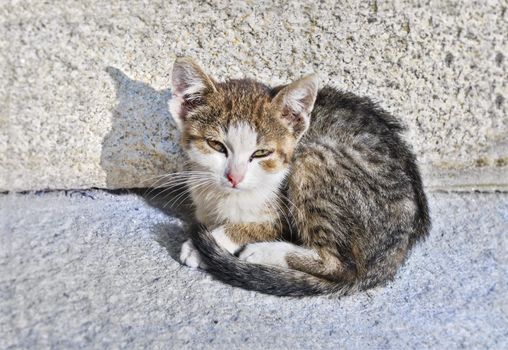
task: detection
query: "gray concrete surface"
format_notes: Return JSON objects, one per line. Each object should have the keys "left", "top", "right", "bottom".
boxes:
{"left": 1, "top": 1, "right": 507, "bottom": 192}
{"left": 1, "top": 190, "right": 506, "bottom": 349}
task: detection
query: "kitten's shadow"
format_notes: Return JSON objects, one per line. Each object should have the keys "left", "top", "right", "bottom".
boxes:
{"left": 103, "top": 66, "right": 194, "bottom": 261}
{"left": 135, "top": 186, "right": 198, "bottom": 261}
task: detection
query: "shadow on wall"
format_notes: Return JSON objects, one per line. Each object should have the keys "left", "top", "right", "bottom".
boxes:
{"left": 101, "top": 67, "right": 184, "bottom": 189}
{"left": 103, "top": 68, "right": 195, "bottom": 261}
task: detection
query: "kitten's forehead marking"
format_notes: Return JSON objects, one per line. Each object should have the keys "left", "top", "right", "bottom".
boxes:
{"left": 226, "top": 122, "right": 258, "bottom": 155}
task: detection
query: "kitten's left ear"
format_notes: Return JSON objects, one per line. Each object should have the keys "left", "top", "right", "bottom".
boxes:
{"left": 272, "top": 74, "right": 318, "bottom": 139}
{"left": 169, "top": 57, "right": 217, "bottom": 130}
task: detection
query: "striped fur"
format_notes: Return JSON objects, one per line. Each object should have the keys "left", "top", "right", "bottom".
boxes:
{"left": 170, "top": 58, "right": 430, "bottom": 296}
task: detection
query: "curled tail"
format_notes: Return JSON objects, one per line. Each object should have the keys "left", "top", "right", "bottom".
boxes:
{"left": 190, "top": 228, "right": 357, "bottom": 297}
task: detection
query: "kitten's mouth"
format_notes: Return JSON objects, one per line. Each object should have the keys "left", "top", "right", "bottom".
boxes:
{"left": 220, "top": 182, "right": 245, "bottom": 192}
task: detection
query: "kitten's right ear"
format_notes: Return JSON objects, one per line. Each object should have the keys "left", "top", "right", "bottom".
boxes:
{"left": 169, "top": 57, "right": 217, "bottom": 130}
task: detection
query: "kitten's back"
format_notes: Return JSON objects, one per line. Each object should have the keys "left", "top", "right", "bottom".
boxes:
{"left": 286, "top": 86, "right": 430, "bottom": 288}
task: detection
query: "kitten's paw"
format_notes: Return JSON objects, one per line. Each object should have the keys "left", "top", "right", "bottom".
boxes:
{"left": 180, "top": 239, "right": 206, "bottom": 269}
{"left": 238, "top": 242, "right": 289, "bottom": 268}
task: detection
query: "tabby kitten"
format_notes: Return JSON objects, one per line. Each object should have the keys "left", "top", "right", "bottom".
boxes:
{"left": 169, "top": 57, "right": 430, "bottom": 297}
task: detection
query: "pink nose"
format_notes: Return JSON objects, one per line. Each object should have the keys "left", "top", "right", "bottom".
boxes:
{"left": 226, "top": 172, "right": 244, "bottom": 187}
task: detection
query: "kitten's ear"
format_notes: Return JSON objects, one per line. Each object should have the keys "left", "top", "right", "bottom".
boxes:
{"left": 272, "top": 74, "right": 318, "bottom": 138}
{"left": 169, "top": 57, "right": 217, "bottom": 130}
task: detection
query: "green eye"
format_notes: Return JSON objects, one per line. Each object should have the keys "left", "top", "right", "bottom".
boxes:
{"left": 206, "top": 139, "right": 228, "bottom": 155}
{"left": 251, "top": 149, "right": 273, "bottom": 159}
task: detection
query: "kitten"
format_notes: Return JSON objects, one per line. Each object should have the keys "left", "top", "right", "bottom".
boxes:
{"left": 169, "top": 57, "right": 430, "bottom": 297}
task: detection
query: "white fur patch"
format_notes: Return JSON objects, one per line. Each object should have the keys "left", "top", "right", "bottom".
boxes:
{"left": 223, "top": 123, "right": 256, "bottom": 186}
{"left": 226, "top": 122, "right": 258, "bottom": 157}
{"left": 185, "top": 121, "right": 289, "bottom": 225}
{"left": 210, "top": 226, "right": 240, "bottom": 254}
{"left": 238, "top": 242, "right": 319, "bottom": 268}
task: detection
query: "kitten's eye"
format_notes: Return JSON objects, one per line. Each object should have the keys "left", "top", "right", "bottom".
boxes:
{"left": 206, "top": 139, "right": 228, "bottom": 155}
{"left": 250, "top": 149, "right": 273, "bottom": 160}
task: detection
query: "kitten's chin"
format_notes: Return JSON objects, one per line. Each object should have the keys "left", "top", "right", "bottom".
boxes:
{"left": 223, "top": 184, "right": 246, "bottom": 192}
{"left": 219, "top": 182, "right": 252, "bottom": 193}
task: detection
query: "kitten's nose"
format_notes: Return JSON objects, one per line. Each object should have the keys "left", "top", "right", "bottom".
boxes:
{"left": 226, "top": 172, "right": 244, "bottom": 188}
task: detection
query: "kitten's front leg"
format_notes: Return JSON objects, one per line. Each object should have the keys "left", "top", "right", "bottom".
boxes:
{"left": 238, "top": 242, "right": 319, "bottom": 269}
{"left": 180, "top": 222, "right": 281, "bottom": 268}
{"left": 208, "top": 225, "right": 242, "bottom": 254}
{"left": 180, "top": 239, "right": 206, "bottom": 269}
{"left": 179, "top": 226, "right": 241, "bottom": 269}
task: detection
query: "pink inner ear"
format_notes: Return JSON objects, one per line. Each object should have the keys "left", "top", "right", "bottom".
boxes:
{"left": 281, "top": 107, "right": 306, "bottom": 136}
{"left": 169, "top": 94, "right": 185, "bottom": 120}
{"left": 169, "top": 93, "right": 204, "bottom": 128}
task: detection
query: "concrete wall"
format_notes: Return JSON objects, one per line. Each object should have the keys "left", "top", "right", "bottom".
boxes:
{"left": 1, "top": 0, "right": 506, "bottom": 192}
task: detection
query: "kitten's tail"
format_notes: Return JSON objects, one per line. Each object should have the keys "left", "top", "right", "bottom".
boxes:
{"left": 190, "top": 228, "right": 357, "bottom": 297}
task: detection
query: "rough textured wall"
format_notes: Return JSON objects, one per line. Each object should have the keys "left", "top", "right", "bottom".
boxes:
{"left": 1, "top": 0, "right": 506, "bottom": 191}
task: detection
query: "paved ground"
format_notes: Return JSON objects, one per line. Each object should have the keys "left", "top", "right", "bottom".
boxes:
{"left": 0, "top": 190, "right": 507, "bottom": 349}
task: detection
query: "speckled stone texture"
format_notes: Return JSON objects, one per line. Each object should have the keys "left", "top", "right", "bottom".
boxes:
{"left": 1, "top": 0, "right": 506, "bottom": 191}
{"left": 0, "top": 190, "right": 506, "bottom": 348}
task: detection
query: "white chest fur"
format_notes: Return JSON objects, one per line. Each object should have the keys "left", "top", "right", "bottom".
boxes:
{"left": 190, "top": 185, "right": 276, "bottom": 227}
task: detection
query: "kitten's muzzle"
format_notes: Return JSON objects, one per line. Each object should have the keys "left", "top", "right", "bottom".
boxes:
{"left": 226, "top": 172, "right": 244, "bottom": 188}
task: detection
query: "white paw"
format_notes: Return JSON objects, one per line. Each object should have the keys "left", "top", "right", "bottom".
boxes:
{"left": 180, "top": 239, "right": 206, "bottom": 269}
{"left": 210, "top": 226, "right": 240, "bottom": 254}
{"left": 238, "top": 242, "right": 290, "bottom": 268}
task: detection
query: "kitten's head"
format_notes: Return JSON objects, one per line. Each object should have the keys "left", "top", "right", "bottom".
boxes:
{"left": 169, "top": 57, "right": 318, "bottom": 192}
